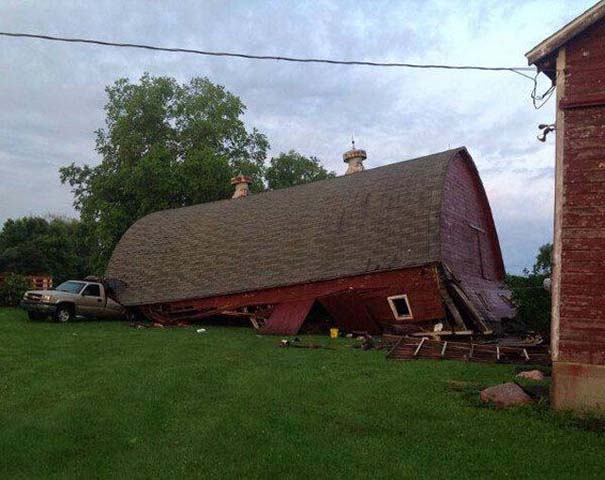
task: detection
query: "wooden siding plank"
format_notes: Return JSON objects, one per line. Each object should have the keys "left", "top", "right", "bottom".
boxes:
{"left": 259, "top": 299, "right": 315, "bottom": 335}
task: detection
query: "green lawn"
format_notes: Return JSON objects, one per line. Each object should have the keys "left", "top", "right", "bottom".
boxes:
{"left": 1, "top": 307, "right": 604, "bottom": 479}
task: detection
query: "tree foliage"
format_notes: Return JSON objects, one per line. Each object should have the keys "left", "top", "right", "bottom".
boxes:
{"left": 532, "top": 243, "right": 553, "bottom": 276}
{"left": 505, "top": 243, "right": 552, "bottom": 335}
{"left": 0, "top": 216, "right": 91, "bottom": 284}
{"left": 265, "top": 150, "right": 335, "bottom": 190}
{"left": 0, "top": 273, "right": 32, "bottom": 306}
{"left": 60, "top": 74, "right": 269, "bottom": 272}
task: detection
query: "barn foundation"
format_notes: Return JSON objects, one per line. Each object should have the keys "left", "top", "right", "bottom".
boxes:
{"left": 552, "top": 362, "right": 605, "bottom": 411}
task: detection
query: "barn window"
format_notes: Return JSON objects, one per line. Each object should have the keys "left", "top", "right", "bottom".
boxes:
{"left": 387, "top": 294, "right": 413, "bottom": 320}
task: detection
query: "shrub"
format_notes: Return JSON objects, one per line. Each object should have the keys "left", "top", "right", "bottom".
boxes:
{"left": 504, "top": 243, "right": 552, "bottom": 336}
{"left": 505, "top": 273, "right": 551, "bottom": 335}
{"left": 0, "top": 273, "right": 32, "bottom": 307}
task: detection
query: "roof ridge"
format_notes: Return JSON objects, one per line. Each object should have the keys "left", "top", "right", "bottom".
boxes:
{"left": 145, "top": 146, "right": 467, "bottom": 219}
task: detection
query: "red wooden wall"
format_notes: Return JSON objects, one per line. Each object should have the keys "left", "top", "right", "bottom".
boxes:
{"left": 440, "top": 152, "right": 514, "bottom": 325}
{"left": 160, "top": 265, "right": 444, "bottom": 331}
{"left": 557, "top": 19, "right": 605, "bottom": 365}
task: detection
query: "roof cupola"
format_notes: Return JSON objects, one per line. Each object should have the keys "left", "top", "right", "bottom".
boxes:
{"left": 231, "top": 174, "right": 252, "bottom": 198}
{"left": 343, "top": 139, "right": 367, "bottom": 175}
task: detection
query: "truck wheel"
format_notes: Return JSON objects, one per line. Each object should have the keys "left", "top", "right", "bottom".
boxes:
{"left": 54, "top": 305, "right": 73, "bottom": 323}
{"left": 27, "top": 311, "right": 46, "bottom": 321}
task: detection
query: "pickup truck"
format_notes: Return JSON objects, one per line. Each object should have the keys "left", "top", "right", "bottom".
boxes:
{"left": 21, "top": 280, "right": 125, "bottom": 322}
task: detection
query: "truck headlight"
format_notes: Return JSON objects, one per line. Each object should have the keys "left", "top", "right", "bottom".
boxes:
{"left": 40, "top": 295, "right": 53, "bottom": 302}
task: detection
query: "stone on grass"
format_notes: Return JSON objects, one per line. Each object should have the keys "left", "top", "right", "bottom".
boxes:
{"left": 480, "top": 382, "right": 533, "bottom": 408}
{"left": 516, "top": 370, "right": 545, "bottom": 381}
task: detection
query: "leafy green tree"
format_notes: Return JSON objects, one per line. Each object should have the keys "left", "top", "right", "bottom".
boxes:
{"left": 505, "top": 243, "right": 552, "bottom": 335}
{"left": 0, "top": 273, "right": 32, "bottom": 306}
{"left": 265, "top": 150, "right": 335, "bottom": 190}
{"left": 532, "top": 243, "right": 553, "bottom": 276}
{"left": 60, "top": 74, "right": 269, "bottom": 272}
{"left": 0, "top": 216, "right": 90, "bottom": 284}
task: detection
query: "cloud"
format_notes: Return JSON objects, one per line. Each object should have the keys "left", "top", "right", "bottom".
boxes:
{"left": 0, "top": 0, "right": 594, "bottom": 272}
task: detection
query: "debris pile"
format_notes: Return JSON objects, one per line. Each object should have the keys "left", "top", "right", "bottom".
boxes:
{"left": 278, "top": 337, "right": 335, "bottom": 350}
{"left": 387, "top": 337, "right": 550, "bottom": 366}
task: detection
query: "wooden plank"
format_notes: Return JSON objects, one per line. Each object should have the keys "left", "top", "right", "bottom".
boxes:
{"left": 441, "top": 341, "right": 448, "bottom": 358}
{"left": 249, "top": 315, "right": 260, "bottom": 330}
{"left": 410, "top": 331, "right": 453, "bottom": 337}
{"left": 259, "top": 299, "right": 315, "bottom": 335}
{"left": 449, "top": 283, "right": 493, "bottom": 334}
{"left": 385, "top": 336, "right": 404, "bottom": 358}
{"left": 436, "top": 268, "right": 469, "bottom": 332}
{"left": 413, "top": 337, "right": 426, "bottom": 357}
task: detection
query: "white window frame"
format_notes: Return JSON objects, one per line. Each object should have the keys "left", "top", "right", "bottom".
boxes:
{"left": 387, "top": 294, "right": 413, "bottom": 320}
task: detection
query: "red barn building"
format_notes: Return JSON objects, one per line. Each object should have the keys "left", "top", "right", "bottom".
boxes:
{"left": 527, "top": 1, "right": 605, "bottom": 410}
{"left": 107, "top": 146, "right": 514, "bottom": 336}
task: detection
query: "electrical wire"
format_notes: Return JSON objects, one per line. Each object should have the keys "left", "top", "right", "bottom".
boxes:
{"left": 0, "top": 31, "right": 537, "bottom": 72}
{"left": 0, "top": 31, "right": 556, "bottom": 108}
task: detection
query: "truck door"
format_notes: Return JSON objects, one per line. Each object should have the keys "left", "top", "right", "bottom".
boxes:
{"left": 79, "top": 283, "right": 105, "bottom": 317}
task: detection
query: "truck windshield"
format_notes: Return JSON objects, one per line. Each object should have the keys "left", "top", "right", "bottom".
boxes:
{"left": 55, "top": 281, "right": 86, "bottom": 294}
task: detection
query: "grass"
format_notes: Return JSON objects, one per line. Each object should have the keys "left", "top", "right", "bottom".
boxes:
{"left": 1, "top": 307, "right": 605, "bottom": 479}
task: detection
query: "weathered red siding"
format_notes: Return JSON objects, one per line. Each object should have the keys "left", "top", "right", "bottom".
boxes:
{"left": 440, "top": 152, "right": 514, "bottom": 325}
{"left": 558, "top": 19, "right": 605, "bottom": 365}
{"left": 150, "top": 266, "right": 445, "bottom": 330}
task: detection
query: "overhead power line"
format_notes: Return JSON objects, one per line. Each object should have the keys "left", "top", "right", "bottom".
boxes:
{"left": 0, "top": 31, "right": 555, "bottom": 109}
{"left": 1, "top": 31, "right": 536, "bottom": 72}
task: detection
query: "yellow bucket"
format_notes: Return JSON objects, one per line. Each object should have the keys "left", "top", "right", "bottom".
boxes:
{"left": 330, "top": 328, "right": 339, "bottom": 339}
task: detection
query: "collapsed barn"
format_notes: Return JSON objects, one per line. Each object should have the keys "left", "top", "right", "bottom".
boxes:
{"left": 106, "top": 146, "right": 515, "bottom": 336}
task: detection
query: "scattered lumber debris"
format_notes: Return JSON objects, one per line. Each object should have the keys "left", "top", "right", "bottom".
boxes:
{"left": 139, "top": 302, "right": 275, "bottom": 328}
{"left": 350, "top": 334, "right": 376, "bottom": 350}
{"left": 278, "top": 338, "right": 335, "bottom": 350}
{"left": 387, "top": 336, "right": 550, "bottom": 366}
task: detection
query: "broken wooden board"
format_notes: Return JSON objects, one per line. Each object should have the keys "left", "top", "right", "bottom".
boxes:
{"left": 259, "top": 299, "right": 315, "bottom": 335}
{"left": 387, "top": 337, "right": 551, "bottom": 366}
{"left": 439, "top": 264, "right": 493, "bottom": 335}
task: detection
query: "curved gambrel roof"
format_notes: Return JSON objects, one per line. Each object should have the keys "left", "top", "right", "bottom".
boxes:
{"left": 107, "top": 147, "right": 482, "bottom": 306}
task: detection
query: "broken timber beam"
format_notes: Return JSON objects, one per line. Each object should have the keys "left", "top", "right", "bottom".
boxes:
{"left": 448, "top": 283, "right": 493, "bottom": 335}
{"left": 436, "top": 268, "right": 469, "bottom": 332}
{"left": 413, "top": 337, "right": 427, "bottom": 357}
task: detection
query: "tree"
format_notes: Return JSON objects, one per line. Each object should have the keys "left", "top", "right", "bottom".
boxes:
{"left": 265, "top": 150, "right": 335, "bottom": 190}
{"left": 0, "top": 273, "right": 32, "bottom": 307}
{"left": 532, "top": 243, "right": 553, "bottom": 276}
{"left": 505, "top": 243, "right": 552, "bottom": 335}
{"left": 0, "top": 216, "right": 91, "bottom": 284}
{"left": 60, "top": 74, "right": 269, "bottom": 272}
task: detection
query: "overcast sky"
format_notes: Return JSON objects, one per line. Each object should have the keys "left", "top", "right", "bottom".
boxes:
{"left": 0, "top": 0, "right": 595, "bottom": 273}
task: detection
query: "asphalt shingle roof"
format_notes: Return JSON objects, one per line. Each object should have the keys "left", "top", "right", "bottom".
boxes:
{"left": 106, "top": 147, "right": 466, "bottom": 306}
